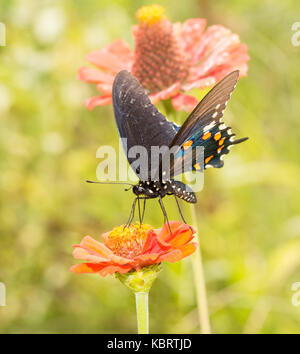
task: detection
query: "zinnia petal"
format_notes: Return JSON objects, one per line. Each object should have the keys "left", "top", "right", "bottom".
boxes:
{"left": 85, "top": 95, "right": 112, "bottom": 110}
{"left": 86, "top": 39, "right": 133, "bottom": 73}
{"left": 157, "top": 242, "right": 197, "bottom": 263}
{"left": 180, "top": 18, "right": 207, "bottom": 58}
{"left": 156, "top": 221, "right": 182, "bottom": 243}
{"left": 77, "top": 235, "right": 114, "bottom": 258}
{"left": 181, "top": 76, "right": 216, "bottom": 91}
{"left": 70, "top": 262, "right": 132, "bottom": 276}
{"left": 70, "top": 262, "right": 107, "bottom": 273}
{"left": 134, "top": 253, "right": 160, "bottom": 267}
{"left": 149, "top": 82, "right": 181, "bottom": 105}
{"left": 72, "top": 247, "right": 110, "bottom": 263}
{"left": 78, "top": 67, "right": 114, "bottom": 83}
{"left": 178, "top": 242, "right": 197, "bottom": 258}
{"left": 96, "top": 83, "right": 113, "bottom": 95}
{"left": 171, "top": 93, "right": 198, "bottom": 112}
{"left": 164, "top": 225, "right": 194, "bottom": 248}
{"left": 157, "top": 249, "right": 183, "bottom": 263}
{"left": 98, "top": 264, "right": 133, "bottom": 276}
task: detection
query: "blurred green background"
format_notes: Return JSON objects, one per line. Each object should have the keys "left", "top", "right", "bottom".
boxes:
{"left": 1, "top": 0, "right": 300, "bottom": 334}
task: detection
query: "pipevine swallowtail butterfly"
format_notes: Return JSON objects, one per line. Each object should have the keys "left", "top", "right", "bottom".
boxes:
{"left": 88, "top": 70, "right": 248, "bottom": 226}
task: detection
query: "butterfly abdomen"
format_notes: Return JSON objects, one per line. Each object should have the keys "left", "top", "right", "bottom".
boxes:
{"left": 168, "top": 180, "right": 197, "bottom": 204}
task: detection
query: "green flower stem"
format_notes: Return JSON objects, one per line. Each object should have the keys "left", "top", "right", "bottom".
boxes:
{"left": 190, "top": 203, "right": 211, "bottom": 334}
{"left": 135, "top": 292, "right": 149, "bottom": 334}
{"left": 116, "top": 265, "right": 161, "bottom": 334}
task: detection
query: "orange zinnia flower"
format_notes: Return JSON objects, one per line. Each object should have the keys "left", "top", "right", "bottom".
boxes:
{"left": 78, "top": 5, "right": 249, "bottom": 111}
{"left": 71, "top": 221, "right": 197, "bottom": 277}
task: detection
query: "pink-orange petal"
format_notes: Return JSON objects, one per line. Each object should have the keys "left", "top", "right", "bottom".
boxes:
{"left": 70, "top": 262, "right": 107, "bottom": 274}
{"left": 109, "top": 254, "right": 135, "bottom": 266}
{"left": 77, "top": 67, "right": 114, "bottom": 83}
{"left": 96, "top": 83, "right": 113, "bottom": 95}
{"left": 157, "top": 221, "right": 183, "bottom": 241}
{"left": 171, "top": 93, "right": 198, "bottom": 112}
{"left": 157, "top": 249, "right": 183, "bottom": 263}
{"left": 156, "top": 221, "right": 183, "bottom": 247}
{"left": 167, "top": 228, "right": 194, "bottom": 248}
{"left": 85, "top": 95, "right": 112, "bottom": 110}
{"left": 163, "top": 223, "right": 192, "bottom": 241}
{"left": 78, "top": 236, "right": 114, "bottom": 258}
{"left": 98, "top": 264, "right": 133, "bottom": 277}
{"left": 72, "top": 247, "right": 110, "bottom": 262}
{"left": 158, "top": 242, "right": 197, "bottom": 263}
{"left": 180, "top": 18, "right": 207, "bottom": 58}
{"left": 85, "top": 39, "right": 133, "bottom": 73}
{"left": 192, "top": 25, "right": 232, "bottom": 63}
{"left": 104, "top": 39, "right": 134, "bottom": 65}
{"left": 142, "top": 229, "right": 165, "bottom": 253}
{"left": 134, "top": 253, "right": 160, "bottom": 267}
{"left": 86, "top": 50, "right": 125, "bottom": 73}
{"left": 177, "top": 242, "right": 197, "bottom": 258}
{"left": 182, "top": 76, "right": 216, "bottom": 91}
{"left": 149, "top": 82, "right": 181, "bottom": 105}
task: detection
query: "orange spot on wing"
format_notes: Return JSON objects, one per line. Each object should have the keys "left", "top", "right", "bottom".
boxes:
{"left": 193, "top": 163, "right": 201, "bottom": 170}
{"left": 205, "top": 155, "right": 213, "bottom": 164}
{"left": 217, "top": 145, "right": 224, "bottom": 153}
{"left": 214, "top": 132, "right": 221, "bottom": 141}
{"left": 219, "top": 138, "right": 225, "bottom": 146}
{"left": 202, "top": 132, "right": 211, "bottom": 140}
{"left": 182, "top": 140, "right": 193, "bottom": 150}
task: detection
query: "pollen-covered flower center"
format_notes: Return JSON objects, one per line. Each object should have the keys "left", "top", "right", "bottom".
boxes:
{"left": 104, "top": 223, "right": 153, "bottom": 258}
{"left": 132, "top": 6, "right": 189, "bottom": 93}
{"left": 136, "top": 5, "right": 166, "bottom": 25}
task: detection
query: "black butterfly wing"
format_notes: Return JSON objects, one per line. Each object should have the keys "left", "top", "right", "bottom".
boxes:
{"left": 171, "top": 123, "right": 248, "bottom": 176}
{"left": 112, "top": 70, "right": 177, "bottom": 179}
{"left": 157, "top": 71, "right": 248, "bottom": 178}
{"left": 171, "top": 71, "right": 240, "bottom": 147}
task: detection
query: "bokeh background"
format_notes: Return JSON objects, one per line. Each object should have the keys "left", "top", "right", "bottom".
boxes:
{"left": 1, "top": 0, "right": 300, "bottom": 334}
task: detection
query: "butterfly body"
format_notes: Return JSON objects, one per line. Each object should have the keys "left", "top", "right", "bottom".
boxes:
{"left": 133, "top": 180, "right": 197, "bottom": 203}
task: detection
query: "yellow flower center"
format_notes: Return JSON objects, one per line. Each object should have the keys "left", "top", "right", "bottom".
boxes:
{"left": 104, "top": 223, "right": 153, "bottom": 258}
{"left": 136, "top": 5, "right": 166, "bottom": 25}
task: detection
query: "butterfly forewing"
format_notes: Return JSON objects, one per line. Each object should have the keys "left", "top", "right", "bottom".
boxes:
{"left": 112, "top": 70, "right": 177, "bottom": 180}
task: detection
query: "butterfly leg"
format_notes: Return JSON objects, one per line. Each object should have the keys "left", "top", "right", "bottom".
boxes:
{"left": 137, "top": 196, "right": 142, "bottom": 224}
{"left": 158, "top": 196, "right": 171, "bottom": 233}
{"left": 141, "top": 197, "right": 147, "bottom": 223}
{"left": 174, "top": 195, "right": 188, "bottom": 224}
{"left": 174, "top": 195, "right": 194, "bottom": 232}
{"left": 124, "top": 197, "right": 137, "bottom": 229}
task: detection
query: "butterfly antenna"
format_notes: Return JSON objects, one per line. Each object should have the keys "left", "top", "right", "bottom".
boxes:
{"left": 86, "top": 180, "right": 134, "bottom": 189}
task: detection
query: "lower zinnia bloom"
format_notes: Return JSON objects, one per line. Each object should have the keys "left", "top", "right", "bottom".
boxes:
{"left": 78, "top": 5, "right": 249, "bottom": 111}
{"left": 71, "top": 221, "right": 197, "bottom": 277}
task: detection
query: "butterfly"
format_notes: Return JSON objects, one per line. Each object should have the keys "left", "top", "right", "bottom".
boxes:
{"left": 89, "top": 70, "right": 248, "bottom": 226}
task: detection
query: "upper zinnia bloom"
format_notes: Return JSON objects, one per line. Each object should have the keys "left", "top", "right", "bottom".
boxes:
{"left": 71, "top": 221, "right": 197, "bottom": 276}
{"left": 78, "top": 5, "right": 249, "bottom": 111}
